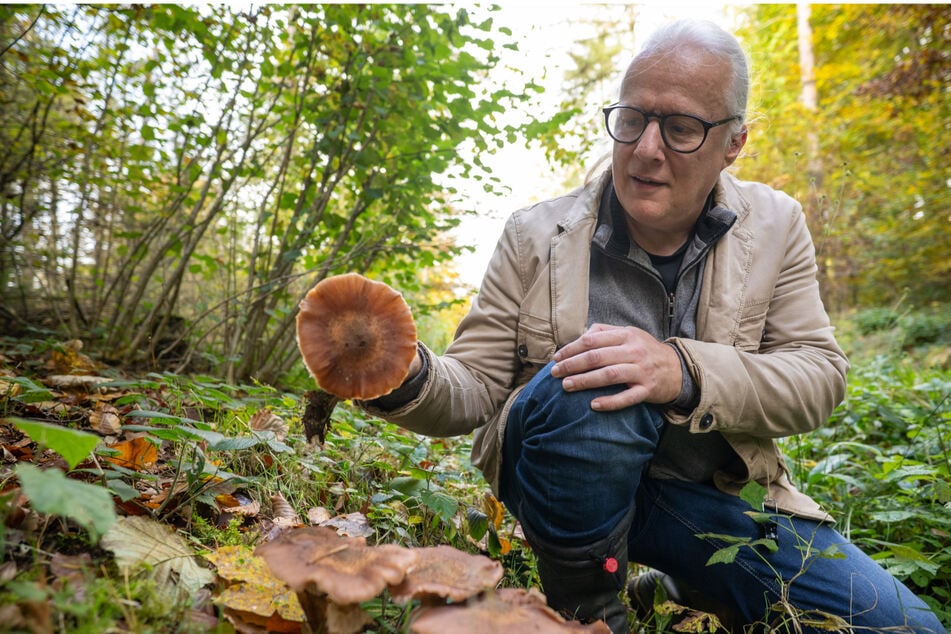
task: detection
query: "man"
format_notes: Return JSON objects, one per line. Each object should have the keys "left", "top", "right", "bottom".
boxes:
{"left": 364, "top": 19, "right": 943, "bottom": 633}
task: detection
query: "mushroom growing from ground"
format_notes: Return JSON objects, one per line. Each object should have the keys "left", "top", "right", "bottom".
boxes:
{"left": 297, "top": 273, "right": 417, "bottom": 401}
{"left": 389, "top": 545, "right": 504, "bottom": 606}
{"left": 409, "top": 587, "right": 612, "bottom": 634}
{"left": 255, "top": 526, "right": 418, "bottom": 634}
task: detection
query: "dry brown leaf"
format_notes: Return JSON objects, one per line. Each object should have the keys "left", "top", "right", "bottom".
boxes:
{"left": 307, "top": 506, "right": 332, "bottom": 525}
{"left": 248, "top": 409, "right": 288, "bottom": 441}
{"left": 102, "top": 516, "right": 215, "bottom": 596}
{"left": 217, "top": 494, "right": 260, "bottom": 517}
{"left": 270, "top": 493, "right": 297, "bottom": 521}
{"left": 89, "top": 403, "right": 121, "bottom": 435}
{"left": 47, "top": 375, "right": 112, "bottom": 391}
{"left": 319, "top": 511, "right": 372, "bottom": 539}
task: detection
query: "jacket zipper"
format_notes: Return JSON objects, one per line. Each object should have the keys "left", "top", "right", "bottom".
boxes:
{"left": 667, "top": 292, "right": 676, "bottom": 336}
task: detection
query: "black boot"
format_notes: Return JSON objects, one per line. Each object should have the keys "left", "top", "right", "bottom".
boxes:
{"left": 522, "top": 511, "right": 632, "bottom": 634}
{"left": 628, "top": 569, "right": 742, "bottom": 632}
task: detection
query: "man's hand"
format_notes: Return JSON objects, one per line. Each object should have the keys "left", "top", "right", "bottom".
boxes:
{"left": 406, "top": 350, "right": 423, "bottom": 380}
{"left": 550, "top": 323, "right": 683, "bottom": 411}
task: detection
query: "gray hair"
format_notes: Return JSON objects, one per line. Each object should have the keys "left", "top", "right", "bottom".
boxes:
{"left": 627, "top": 19, "right": 750, "bottom": 130}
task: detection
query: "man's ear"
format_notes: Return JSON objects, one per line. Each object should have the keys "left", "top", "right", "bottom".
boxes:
{"left": 724, "top": 125, "right": 748, "bottom": 167}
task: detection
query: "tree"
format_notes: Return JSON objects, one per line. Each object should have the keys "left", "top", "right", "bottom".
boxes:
{"left": 0, "top": 5, "right": 543, "bottom": 383}
{"left": 735, "top": 4, "right": 950, "bottom": 309}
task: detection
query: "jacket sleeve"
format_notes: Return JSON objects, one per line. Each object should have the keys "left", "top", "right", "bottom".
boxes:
{"left": 360, "top": 213, "right": 527, "bottom": 437}
{"left": 667, "top": 198, "right": 849, "bottom": 439}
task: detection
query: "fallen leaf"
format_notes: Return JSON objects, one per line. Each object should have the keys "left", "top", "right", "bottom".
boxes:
{"left": 104, "top": 436, "right": 157, "bottom": 470}
{"left": 306, "top": 506, "right": 331, "bottom": 525}
{"left": 319, "top": 511, "right": 372, "bottom": 539}
{"left": 217, "top": 493, "right": 260, "bottom": 517}
{"left": 206, "top": 545, "right": 305, "bottom": 622}
{"left": 673, "top": 610, "right": 723, "bottom": 633}
{"left": 89, "top": 403, "right": 121, "bottom": 435}
{"left": 271, "top": 493, "right": 298, "bottom": 522}
{"left": 248, "top": 409, "right": 288, "bottom": 441}
{"left": 483, "top": 492, "right": 504, "bottom": 530}
{"left": 45, "top": 340, "right": 97, "bottom": 374}
{"left": 102, "top": 516, "right": 214, "bottom": 596}
{"left": 47, "top": 375, "right": 113, "bottom": 391}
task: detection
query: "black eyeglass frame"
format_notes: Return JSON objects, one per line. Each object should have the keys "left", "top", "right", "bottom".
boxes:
{"left": 602, "top": 104, "right": 740, "bottom": 154}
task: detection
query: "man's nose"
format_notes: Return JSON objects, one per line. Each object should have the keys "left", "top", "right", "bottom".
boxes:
{"left": 633, "top": 120, "right": 665, "bottom": 158}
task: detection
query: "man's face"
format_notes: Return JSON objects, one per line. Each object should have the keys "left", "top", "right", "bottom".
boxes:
{"left": 611, "top": 48, "right": 747, "bottom": 254}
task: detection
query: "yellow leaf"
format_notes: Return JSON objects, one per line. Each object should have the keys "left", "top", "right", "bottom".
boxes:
{"left": 483, "top": 492, "right": 504, "bottom": 530}
{"left": 206, "top": 545, "right": 305, "bottom": 622}
{"left": 673, "top": 611, "right": 722, "bottom": 633}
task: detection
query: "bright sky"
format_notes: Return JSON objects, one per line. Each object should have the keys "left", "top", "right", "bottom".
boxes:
{"left": 450, "top": 3, "right": 746, "bottom": 288}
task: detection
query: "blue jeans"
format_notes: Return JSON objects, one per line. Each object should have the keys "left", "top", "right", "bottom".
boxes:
{"left": 500, "top": 362, "right": 944, "bottom": 633}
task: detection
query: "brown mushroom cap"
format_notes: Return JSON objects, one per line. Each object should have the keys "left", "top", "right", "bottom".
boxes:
{"left": 255, "top": 526, "right": 418, "bottom": 605}
{"left": 409, "top": 588, "right": 612, "bottom": 634}
{"left": 389, "top": 545, "right": 504, "bottom": 605}
{"left": 297, "top": 273, "right": 417, "bottom": 400}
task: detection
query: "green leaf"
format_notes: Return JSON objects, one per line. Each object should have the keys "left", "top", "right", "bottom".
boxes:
{"left": 389, "top": 476, "right": 428, "bottom": 497}
{"left": 105, "top": 478, "right": 142, "bottom": 502}
{"left": 9, "top": 418, "right": 100, "bottom": 469}
{"left": 706, "top": 544, "right": 740, "bottom": 566}
{"left": 16, "top": 463, "right": 116, "bottom": 541}
{"left": 870, "top": 510, "right": 916, "bottom": 523}
{"left": 467, "top": 507, "right": 488, "bottom": 541}
{"left": 207, "top": 435, "right": 260, "bottom": 451}
{"left": 420, "top": 488, "right": 458, "bottom": 522}
{"left": 6, "top": 377, "right": 55, "bottom": 403}
{"left": 739, "top": 480, "right": 768, "bottom": 510}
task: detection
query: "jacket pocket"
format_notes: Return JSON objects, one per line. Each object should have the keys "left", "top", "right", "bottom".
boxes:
{"left": 516, "top": 311, "right": 556, "bottom": 365}
{"left": 734, "top": 298, "right": 770, "bottom": 351}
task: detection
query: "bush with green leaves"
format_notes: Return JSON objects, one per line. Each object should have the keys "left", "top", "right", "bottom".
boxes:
{"left": 781, "top": 358, "right": 951, "bottom": 622}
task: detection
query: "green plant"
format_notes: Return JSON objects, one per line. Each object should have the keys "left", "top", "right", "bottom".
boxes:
{"left": 781, "top": 356, "right": 951, "bottom": 625}
{"left": 853, "top": 306, "right": 901, "bottom": 335}
{"left": 900, "top": 311, "right": 949, "bottom": 349}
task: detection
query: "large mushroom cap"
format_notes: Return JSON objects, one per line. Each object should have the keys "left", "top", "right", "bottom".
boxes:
{"left": 297, "top": 273, "right": 417, "bottom": 400}
{"left": 255, "top": 526, "right": 418, "bottom": 605}
{"left": 389, "top": 545, "right": 504, "bottom": 605}
{"left": 409, "top": 588, "right": 612, "bottom": 634}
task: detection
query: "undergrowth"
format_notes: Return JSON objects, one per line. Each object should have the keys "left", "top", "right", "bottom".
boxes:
{"left": 0, "top": 304, "right": 948, "bottom": 632}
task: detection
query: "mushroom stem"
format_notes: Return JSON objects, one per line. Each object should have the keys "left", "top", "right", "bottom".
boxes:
{"left": 296, "top": 588, "right": 372, "bottom": 634}
{"left": 302, "top": 389, "right": 340, "bottom": 444}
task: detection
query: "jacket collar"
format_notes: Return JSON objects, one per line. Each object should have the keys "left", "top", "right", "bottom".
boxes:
{"left": 590, "top": 173, "right": 737, "bottom": 258}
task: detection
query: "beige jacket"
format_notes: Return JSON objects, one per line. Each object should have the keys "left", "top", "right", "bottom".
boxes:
{"left": 365, "top": 170, "right": 849, "bottom": 521}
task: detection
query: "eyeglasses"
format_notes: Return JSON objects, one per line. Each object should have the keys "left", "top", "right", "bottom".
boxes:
{"left": 603, "top": 105, "right": 739, "bottom": 154}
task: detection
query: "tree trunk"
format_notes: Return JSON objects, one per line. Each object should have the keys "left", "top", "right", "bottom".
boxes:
{"left": 797, "top": 3, "right": 836, "bottom": 306}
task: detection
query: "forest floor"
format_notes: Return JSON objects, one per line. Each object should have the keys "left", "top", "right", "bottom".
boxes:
{"left": 0, "top": 304, "right": 948, "bottom": 633}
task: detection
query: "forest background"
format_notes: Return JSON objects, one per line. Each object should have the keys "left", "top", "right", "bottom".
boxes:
{"left": 0, "top": 3, "right": 949, "bottom": 632}
{"left": 0, "top": 4, "right": 947, "bottom": 380}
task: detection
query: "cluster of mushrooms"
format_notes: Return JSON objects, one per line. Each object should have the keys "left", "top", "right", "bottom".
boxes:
{"left": 256, "top": 526, "right": 610, "bottom": 633}
{"left": 291, "top": 275, "right": 611, "bottom": 631}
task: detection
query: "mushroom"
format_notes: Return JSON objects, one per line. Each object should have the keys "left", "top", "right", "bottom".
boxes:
{"left": 409, "top": 588, "right": 612, "bottom": 634}
{"left": 297, "top": 273, "right": 417, "bottom": 401}
{"left": 389, "top": 545, "right": 504, "bottom": 606}
{"left": 255, "top": 526, "right": 418, "bottom": 634}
